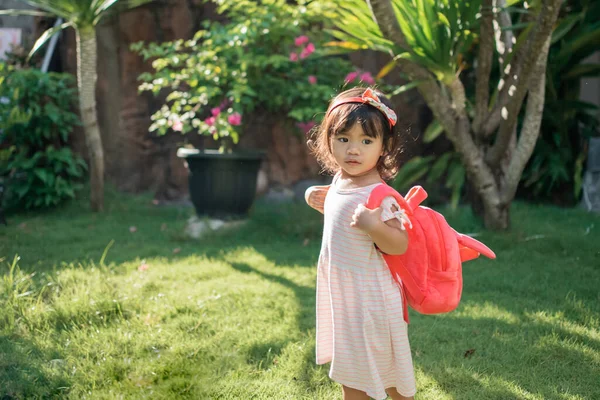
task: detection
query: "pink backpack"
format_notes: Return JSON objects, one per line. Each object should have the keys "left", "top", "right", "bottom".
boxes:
{"left": 365, "top": 184, "right": 496, "bottom": 323}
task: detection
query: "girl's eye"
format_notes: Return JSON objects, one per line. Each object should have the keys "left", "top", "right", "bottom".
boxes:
{"left": 362, "top": 139, "right": 372, "bottom": 144}
{"left": 338, "top": 137, "right": 348, "bottom": 143}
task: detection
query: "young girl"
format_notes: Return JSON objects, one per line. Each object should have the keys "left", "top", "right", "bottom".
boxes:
{"left": 305, "top": 87, "right": 416, "bottom": 400}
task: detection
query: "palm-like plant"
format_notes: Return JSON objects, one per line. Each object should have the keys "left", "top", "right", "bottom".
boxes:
{"left": 523, "top": 0, "right": 600, "bottom": 201}
{"left": 1, "top": 0, "right": 150, "bottom": 211}
{"left": 329, "top": 0, "right": 564, "bottom": 230}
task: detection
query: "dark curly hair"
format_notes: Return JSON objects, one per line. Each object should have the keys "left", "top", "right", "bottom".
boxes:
{"left": 308, "top": 87, "right": 403, "bottom": 181}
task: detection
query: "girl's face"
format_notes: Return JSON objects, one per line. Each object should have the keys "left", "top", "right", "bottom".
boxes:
{"left": 331, "top": 123, "right": 384, "bottom": 178}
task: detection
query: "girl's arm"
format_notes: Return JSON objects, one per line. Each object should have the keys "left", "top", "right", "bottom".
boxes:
{"left": 351, "top": 204, "right": 408, "bottom": 255}
{"left": 366, "top": 218, "right": 408, "bottom": 255}
{"left": 305, "top": 185, "right": 330, "bottom": 214}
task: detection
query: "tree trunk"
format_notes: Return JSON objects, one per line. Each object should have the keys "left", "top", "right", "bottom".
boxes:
{"left": 76, "top": 28, "right": 104, "bottom": 211}
{"left": 482, "top": 197, "right": 510, "bottom": 230}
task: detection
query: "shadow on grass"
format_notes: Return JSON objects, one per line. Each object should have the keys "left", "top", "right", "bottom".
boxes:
{"left": 229, "top": 261, "right": 316, "bottom": 333}
{"left": 0, "top": 334, "right": 70, "bottom": 399}
{"left": 228, "top": 261, "right": 316, "bottom": 372}
{"left": 409, "top": 310, "right": 600, "bottom": 400}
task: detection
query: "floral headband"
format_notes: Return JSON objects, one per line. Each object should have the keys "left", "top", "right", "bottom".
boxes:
{"left": 326, "top": 88, "right": 397, "bottom": 128}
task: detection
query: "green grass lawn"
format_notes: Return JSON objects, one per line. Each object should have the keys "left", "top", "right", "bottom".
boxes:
{"left": 1, "top": 189, "right": 599, "bottom": 399}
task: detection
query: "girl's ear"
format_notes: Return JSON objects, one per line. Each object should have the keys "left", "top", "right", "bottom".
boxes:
{"left": 381, "top": 137, "right": 390, "bottom": 156}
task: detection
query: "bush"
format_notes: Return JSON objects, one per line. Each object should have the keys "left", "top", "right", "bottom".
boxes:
{"left": 133, "top": 0, "right": 361, "bottom": 151}
{"left": 0, "top": 64, "right": 86, "bottom": 210}
{"left": 520, "top": 0, "right": 600, "bottom": 204}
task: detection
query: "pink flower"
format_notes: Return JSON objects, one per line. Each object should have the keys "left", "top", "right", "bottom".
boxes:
{"left": 172, "top": 120, "right": 183, "bottom": 132}
{"left": 289, "top": 52, "right": 299, "bottom": 62}
{"left": 205, "top": 116, "right": 216, "bottom": 126}
{"left": 344, "top": 71, "right": 359, "bottom": 83}
{"left": 360, "top": 72, "right": 375, "bottom": 85}
{"left": 294, "top": 35, "right": 309, "bottom": 47}
{"left": 228, "top": 112, "right": 242, "bottom": 126}
{"left": 297, "top": 121, "right": 316, "bottom": 134}
{"left": 308, "top": 75, "right": 317, "bottom": 85}
{"left": 211, "top": 107, "right": 221, "bottom": 116}
{"left": 300, "top": 43, "right": 316, "bottom": 59}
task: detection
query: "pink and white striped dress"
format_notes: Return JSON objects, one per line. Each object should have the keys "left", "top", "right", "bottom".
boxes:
{"left": 316, "top": 179, "right": 417, "bottom": 399}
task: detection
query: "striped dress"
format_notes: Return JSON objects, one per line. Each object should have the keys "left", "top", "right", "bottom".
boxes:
{"left": 316, "top": 180, "right": 417, "bottom": 399}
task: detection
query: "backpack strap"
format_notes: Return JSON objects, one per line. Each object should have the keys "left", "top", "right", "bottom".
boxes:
{"left": 404, "top": 186, "right": 427, "bottom": 210}
{"left": 366, "top": 184, "right": 420, "bottom": 324}
{"left": 365, "top": 183, "right": 412, "bottom": 213}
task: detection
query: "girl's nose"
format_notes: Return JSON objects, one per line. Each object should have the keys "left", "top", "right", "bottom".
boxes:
{"left": 347, "top": 144, "right": 359, "bottom": 155}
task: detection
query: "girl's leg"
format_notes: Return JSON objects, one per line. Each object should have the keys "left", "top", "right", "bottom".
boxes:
{"left": 342, "top": 385, "right": 370, "bottom": 400}
{"left": 385, "top": 387, "right": 414, "bottom": 400}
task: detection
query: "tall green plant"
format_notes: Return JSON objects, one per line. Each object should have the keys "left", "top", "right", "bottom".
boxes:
{"left": 331, "top": 0, "right": 480, "bottom": 86}
{"left": 0, "top": 0, "right": 152, "bottom": 212}
{"left": 329, "top": 0, "right": 563, "bottom": 230}
{"left": 522, "top": 0, "right": 600, "bottom": 202}
{"left": 392, "top": 0, "right": 600, "bottom": 207}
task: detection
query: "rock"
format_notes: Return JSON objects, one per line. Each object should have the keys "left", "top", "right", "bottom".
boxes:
{"left": 263, "top": 186, "right": 295, "bottom": 203}
{"left": 256, "top": 167, "right": 269, "bottom": 196}
{"left": 185, "top": 216, "right": 247, "bottom": 239}
{"left": 582, "top": 137, "right": 600, "bottom": 213}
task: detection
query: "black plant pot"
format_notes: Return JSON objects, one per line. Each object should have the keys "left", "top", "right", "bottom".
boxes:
{"left": 177, "top": 148, "right": 265, "bottom": 218}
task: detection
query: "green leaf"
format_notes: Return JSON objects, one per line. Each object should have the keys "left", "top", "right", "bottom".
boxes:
{"left": 392, "top": 156, "right": 434, "bottom": 191}
{"left": 14, "top": 184, "right": 30, "bottom": 199}
{"left": 34, "top": 168, "right": 49, "bottom": 184}
{"left": 555, "top": 29, "right": 600, "bottom": 70}
{"left": 506, "top": 0, "right": 524, "bottom": 6}
{"left": 446, "top": 161, "right": 465, "bottom": 189}
{"left": 427, "top": 152, "right": 453, "bottom": 183}
{"left": 562, "top": 64, "right": 600, "bottom": 80}
{"left": 389, "top": 81, "right": 423, "bottom": 97}
{"left": 551, "top": 13, "right": 582, "bottom": 45}
{"left": 28, "top": 22, "right": 72, "bottom": 60}
{"left": 446, "top": 162, "right": 465, "bottom": 209}
{"left": 423, "top": 119, "right": 444, "bottom": 143}
{"left": 0, "top": 9, "right": 52, "bottom": 17}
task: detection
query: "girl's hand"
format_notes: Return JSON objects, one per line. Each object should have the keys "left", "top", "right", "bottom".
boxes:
{"left": 305, "top": 185, "right": 329, "bottom": 214}
{"left": 350, "top": 204, "right": 383, "bottom": 233}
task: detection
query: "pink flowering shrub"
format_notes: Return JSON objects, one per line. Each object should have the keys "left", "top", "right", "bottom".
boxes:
{"left": 134, "top": 0, "right": 356, "bottom": 151}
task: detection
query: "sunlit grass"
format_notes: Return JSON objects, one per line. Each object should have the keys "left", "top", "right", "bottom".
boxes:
{"left": 1, "top": 188, "right": 598, "bottom": 399}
